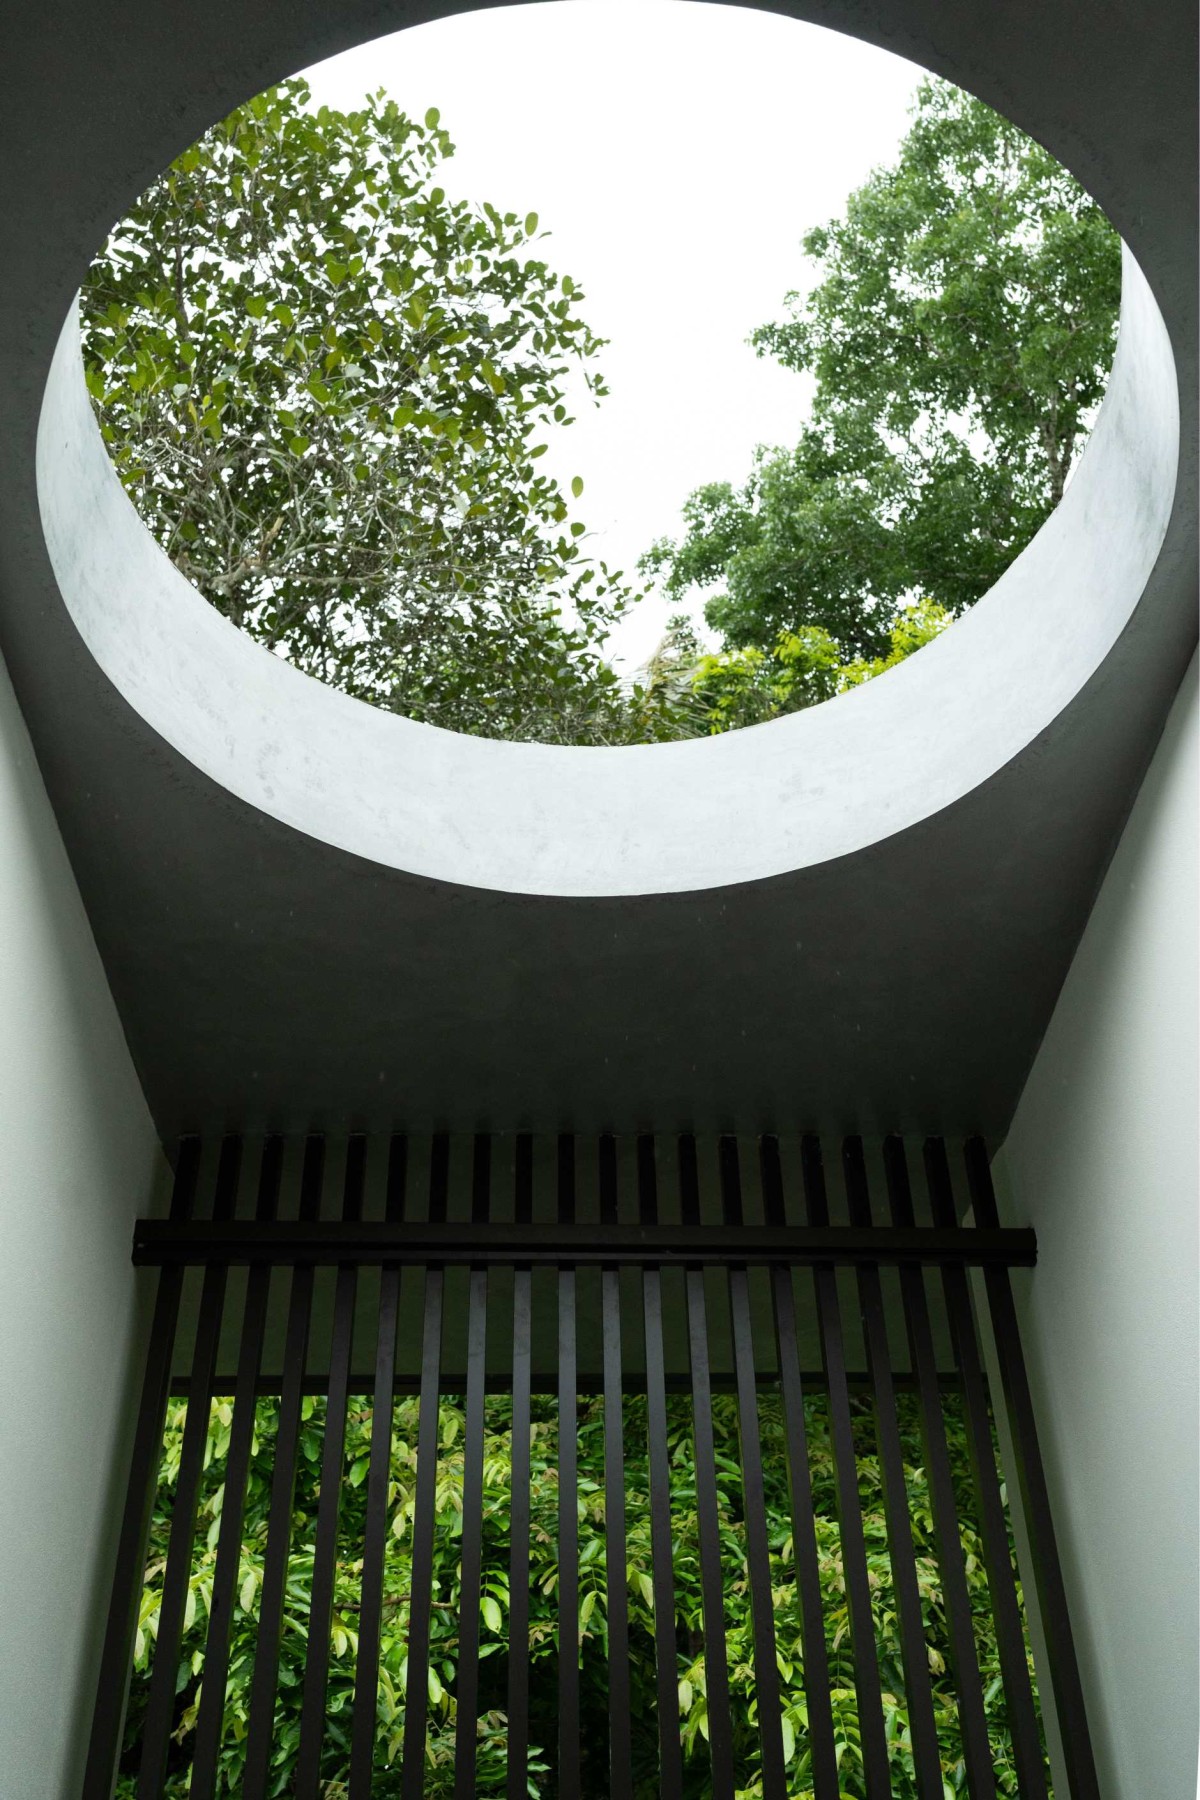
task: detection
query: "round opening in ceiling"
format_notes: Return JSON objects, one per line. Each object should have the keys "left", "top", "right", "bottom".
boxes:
{"left": 77, "top": 2, "right": 1120, "bottom": 750}
{"left": 37, "top": 2, "right": 1177, "bottom": 899}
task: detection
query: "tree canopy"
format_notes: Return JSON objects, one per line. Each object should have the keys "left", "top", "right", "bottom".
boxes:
{"left": 643, "top": 78, "right": 1121, "bottom": 723}
{"left": 82, "top": 79, "right": 651, "bottom": 744}
{"left": 83, "top": 74, "right": 1120, "bottom": 747}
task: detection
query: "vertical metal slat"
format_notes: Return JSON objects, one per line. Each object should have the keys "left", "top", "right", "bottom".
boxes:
{"left": 802, "top": 1134, "right": 892, "bottom": 1800}
{"left": 81, "top": 1136, "right": 200, "bottom": 1800}
{"left": 680, "top": 1135, "right": 736, "bottom": 1798}
{"left": 599, "top": 1133, "right": 633, "bottom": 1797}
{"left": 557, "top": 1133, "right": 581, "bottom": 1798}
{"left": 452, "top": 1265, "right": 488, "bottom": 1796}
{"left": 924, "top": 1138, "right": 1048, "bottom": 1800}
{"left": 348, "top": 1135, "right": 407, "bottom": 1798}
{"left": 401, "top": 1132, "right": 450, "bottom": 1799}
{"left": 137, "top": 1135, "right": 242, "bottom": 1800}
{"left": 638, "top": 1135, "right": 684, "bottom": 1800}
{"left": 294, "top": 1136, "right": 365, "bottom": 1800}
{"left": 964, "top": 1137, "right": 1101, "bottom": 1800}
{"left": 506, "top": 1133, "right": 534, "bottom": 1800}
{"left": 719, "top": 1137, "right": 787, "bottom": 1797}
{"left": 842, "top": 1137, "right": 944, "bottom": 1800}
{"left": 189, "top": 1137, "right": 283, "bottom": 1798}
{"left": 400, "top": 1264, "right": 445, "bottom": 1799}
{"left": 348, "top": 1263, "right": 401, "bottom": 1797}
{"left": 883, "top": 1138, "right": 996, "bottom": 1800}
{"left": 760, "top": 1136, "right": 840, "bottom": 1800}
{"left": 242, "top": 1135, "right": 324, "bottom": 1800}
{"left": 453, "top": 1134, "right": 492, "bottom": 1797}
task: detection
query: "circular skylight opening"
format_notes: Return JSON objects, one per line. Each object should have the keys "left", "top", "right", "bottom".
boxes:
{"left": 77, "top": 2, "right": 1119, "bottom": 749}
{"left": 38, "top": 0, "right": 1176, "bottom": 899}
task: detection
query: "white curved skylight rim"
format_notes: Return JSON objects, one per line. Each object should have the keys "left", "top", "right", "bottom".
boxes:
{"left": 37, "top": 243, "right": 1177, "bottom": 898}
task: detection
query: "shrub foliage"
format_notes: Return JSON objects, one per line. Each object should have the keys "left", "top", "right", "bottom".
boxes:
{"left": 117, "top": 1381, "right": 1049, "bottom": 1796}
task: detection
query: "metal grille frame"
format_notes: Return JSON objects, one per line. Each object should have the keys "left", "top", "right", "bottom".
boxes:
{"left": 83, "top": 1131, "right": 1100, "bottom": 1800}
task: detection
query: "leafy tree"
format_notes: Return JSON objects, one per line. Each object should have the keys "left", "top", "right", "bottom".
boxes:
{"left": 691, "top": 620, "right": 844, "bottom": 734}
{"left": 644, "top": 77, "right": 1120, "bottom": 665}
{"left": 117, "top": 1382, "right": 1049, "bottom": 1797}
{"left": 81, "top": 80, "right": 650, "bottom": 744}
{"left": 637, "top": 598, "right": 951, "bottom": 739}
{"left": 837, "top": 596, "right": 955, "bottom": 689}
{"left": 83, "top": 75, "right": 1117, "bottom": 748}
{"left": 682, "top": 599, "right": 951, "bottom": 736}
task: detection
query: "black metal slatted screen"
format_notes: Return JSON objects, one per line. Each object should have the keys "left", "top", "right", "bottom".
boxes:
{"left": 83, "top": 1132, "right": 1101, "bottom": 1800}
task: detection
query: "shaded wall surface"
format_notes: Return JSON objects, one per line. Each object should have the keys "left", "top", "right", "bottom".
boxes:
{"left": 0, "top": 651, "right": 162, "bottom": 1800}
{"left": 995, "top": 656, "right": 1199, "bottom": 1800}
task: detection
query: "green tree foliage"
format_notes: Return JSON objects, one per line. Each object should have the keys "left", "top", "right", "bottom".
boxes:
{"left": 81, "top": 80, "right": 651, "bottom": 744}
{"left": 83, "top": 75, "right": 1118, "bottom": 747}
{"left": 680, "top": 598, "right": 951, "bottom": 735}
{"left": 644, "top": 78, "right": 1121, "bottom": 673}
{"left": 118, "top": 1383, "right": 1048, "bottom": 1797}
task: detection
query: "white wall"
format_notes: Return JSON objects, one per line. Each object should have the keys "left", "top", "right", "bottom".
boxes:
{"left": 0, "top": 655, "right": 163, "bottom": 1800}
{"left": 994, "top": 654, "right": 1199, "bottom": 1800}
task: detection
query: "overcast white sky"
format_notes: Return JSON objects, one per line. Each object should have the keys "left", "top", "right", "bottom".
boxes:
{"left": 304, "top": 2, "right": 928, "bottom": 668}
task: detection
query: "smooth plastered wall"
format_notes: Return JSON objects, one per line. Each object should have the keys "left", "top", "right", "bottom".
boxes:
{"left": 0, "top": 655, "right": 162, "bottom": 1799}
{"left": 994, "top": 654, "right": 1199, "bottom": 1800}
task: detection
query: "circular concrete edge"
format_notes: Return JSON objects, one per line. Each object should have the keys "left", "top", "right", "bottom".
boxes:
{"left": 37, "top": 244, "right": 1178, "bottom": 899}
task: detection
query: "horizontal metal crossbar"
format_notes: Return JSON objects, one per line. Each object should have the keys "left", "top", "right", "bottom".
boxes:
{"left": 131, "top": 1217, "right": 1037, "bottom": 1268}
{"left": 172, "top": 1368, "right": 976, "bottom": 1398}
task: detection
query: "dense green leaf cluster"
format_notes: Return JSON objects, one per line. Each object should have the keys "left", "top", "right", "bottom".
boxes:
{"left": 644, "top": 77, "right": 1121, "bottom": 709}
{"left": 117, "top": 1383, "right": 1048, "bottom": 1797}
{"left": 81, "top": 80, "right": 656, "bottom": 744}
{"left": 679, "top": 599, "right": 953, "bottom": 735}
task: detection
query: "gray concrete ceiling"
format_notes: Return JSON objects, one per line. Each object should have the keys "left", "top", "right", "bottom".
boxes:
{"left": 0, "top": 0, "right": 1195, "bottom": 1141}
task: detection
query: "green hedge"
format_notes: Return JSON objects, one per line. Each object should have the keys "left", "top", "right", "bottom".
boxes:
{"left": 117, "top": 1384, "right": 1049, "bottom": 1797}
